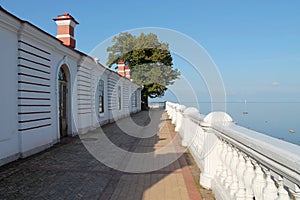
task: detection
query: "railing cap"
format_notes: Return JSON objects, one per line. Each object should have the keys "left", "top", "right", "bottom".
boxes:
{"left": 183, "top": 107, "right": 199, "bottom": 115}
{"left": 175, "top": 105, "right": 186, "bottom": 112}
{"left": 202, "top": 111, "right": 233, "bottom": 127}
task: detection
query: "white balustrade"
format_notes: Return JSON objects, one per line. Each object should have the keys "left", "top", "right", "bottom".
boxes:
{"left": 252, "top": 162, "right": 266, "bottom": 199}
{"left": 229, "top": 148, "right": 239, "bottom": 197}
{"left": 215, "top": 139, "right": 224, "bottom": 178}
{"left": 244, "top": 157, "right": 255, "bottom": 200}
{"left": 263, "top": 170, "right": 278, "bottom": 200}
{"left": 235, "top": 151, "right": 246, "bottom": 199}
{"left": 224, "top": 145, "right": 234, "bottom": 190}
{"left": 275, "top": 177, "right": 290, "bottom": 200}
{"left": 171, "top": 103, "right": 179, "bottom": 124}
{"left": 220, "top": 141, "right": 229, "bottom": 185}
{"left": 289, "top": 184, "right": 300, "bottom": 200}
{"left": 181, "top": 107, "right": 200, "bottom": 147}
{"left": 174, "top": 105, "right": 185, "bottom": 133}
{"left": 166, "top": 101, "right": 300, "bottom": 200}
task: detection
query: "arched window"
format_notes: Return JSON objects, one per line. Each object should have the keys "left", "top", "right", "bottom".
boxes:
{"left": 98, "top": 80, "right": 104, "bottom": 113}
{"left": 58, "top": 67, "right": 67, "bottom": 81}
{"left": 58, "top": 66, "right": 69, "bottom": 137}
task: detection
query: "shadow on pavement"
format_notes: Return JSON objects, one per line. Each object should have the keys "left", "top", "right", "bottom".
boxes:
{"left": 0, "top": 109, "right": 202, "bottom": 200}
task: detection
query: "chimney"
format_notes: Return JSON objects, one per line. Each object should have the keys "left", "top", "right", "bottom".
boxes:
{"left": 125, "top": 65, "right": 130, "bottom": 79}
{"left": 53, "top": 13, "right": 79, "bottom": 48}
{"left": 117, "top": 60, "right": 125, "bottom": 77}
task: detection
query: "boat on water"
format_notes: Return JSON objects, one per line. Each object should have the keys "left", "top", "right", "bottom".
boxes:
{"left": 243, "top": 100, "right": 248, "bottom": 115}
{"left": 289, "top": 130, "right": 295, "bottom": 134}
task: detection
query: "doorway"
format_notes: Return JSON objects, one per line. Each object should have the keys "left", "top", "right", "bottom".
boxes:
{"left": 58, "top": 66, "right": 69, "bottom": 137}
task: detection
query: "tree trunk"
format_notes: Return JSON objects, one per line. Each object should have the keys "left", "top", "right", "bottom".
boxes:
{"left": 141, "top": 89, "right": 149, "bottom": 110}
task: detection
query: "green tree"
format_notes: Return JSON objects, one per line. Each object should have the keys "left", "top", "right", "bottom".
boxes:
{"left": 107, "top": 32, "right": 180, "bottom": 110}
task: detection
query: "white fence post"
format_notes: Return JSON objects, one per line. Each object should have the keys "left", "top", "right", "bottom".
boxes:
{"left": 174, "top": 105, "right": 185, "bottom": 133}
{"left": 199, "top": 112, "right": 234, "bottom": 190}
{"left": 181, "top": 107, "right": 199, "bottom": 147}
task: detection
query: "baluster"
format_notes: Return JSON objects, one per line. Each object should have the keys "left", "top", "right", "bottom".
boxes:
{"left": 196, "top": 126, "right": 204, "bottom": 155}
{"left": 190, "top": 126, "right": 199, "bottom": 154}
{"left": 168, "top": 104, "right": 172, "bottom": 116}
{"left": 235, "top": 152, "right": 246, "bottom": 199}
{"left": 292, "top": 185, "right": 300, "bottom": 200}
{"left": 262, "top": 170, "right": 277, "bottom": 200}
{"left": 174, "top": 105, "right": 179, "bottom": 127}
{"left": 170, "top": 105, "right": 174, "bottom": 119}
{"left": 174, "top": 112, "right": 181, "bottom": 132}
{"left": 275, "top": 176, "right": 289, "bottom": 200}
{"left": 181, "top": 117, "right": 190, "bottom": 146}
{"left": 224, "top": 145, "right": 233, "bottom": 190}
{"left": 252, "top": 162, "right": 266, "bottom": 200}
{"left": 220, "top": 141, "right": 228, "bottom": 186}
{"left": 179, "top": 114, "right": 185, "bottom": 137}
{"left": 165, "top": 102, "right": 169, "bottom": 112}
{"left": 215, "top": 139, "right": 224, "bottom": 178}
{"left": 229, "top": 148, "right": 239, "bottom": 197}
{"left": 244, "top": 157, "right": 255, "bottom": 200}
{"left": 171, "top": 106, "right": 177, "bottom": 124}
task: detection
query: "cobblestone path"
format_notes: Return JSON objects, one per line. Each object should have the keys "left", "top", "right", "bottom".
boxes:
{"left": 0, "top": 110, "right": 207, "bottom": 200}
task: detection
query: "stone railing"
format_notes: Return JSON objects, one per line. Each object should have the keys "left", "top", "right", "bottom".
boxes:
{"left": 148, "top": 101, "right": 166, "bottom": 109}
{"left": 166, "top": 101, "right": 300, "bottom": 200}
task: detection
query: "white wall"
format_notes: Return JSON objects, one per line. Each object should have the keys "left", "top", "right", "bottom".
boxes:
{"left": 0, "top": 13, "right": 19, "bottom": 165}
{"left": 18, "top": 33, "right": 55, "bottom": 156}
{"left": 0, "top": 8, "right": 141, "bottom": 166}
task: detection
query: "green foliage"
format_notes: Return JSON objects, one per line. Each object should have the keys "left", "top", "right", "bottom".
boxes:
{"left": 106, "top": 32, "right": 180, "bottom": 100}
{"left": 131, "top": 63, "right": 179, "bottom": 98}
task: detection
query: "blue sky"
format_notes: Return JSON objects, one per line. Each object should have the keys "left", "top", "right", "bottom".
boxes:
{"left": 1, "top": 0, "right": 300, "bottom": 102}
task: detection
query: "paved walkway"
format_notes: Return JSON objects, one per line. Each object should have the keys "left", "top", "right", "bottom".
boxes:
{"left": 0, "top": 110, "right": 207, "bottom": 200}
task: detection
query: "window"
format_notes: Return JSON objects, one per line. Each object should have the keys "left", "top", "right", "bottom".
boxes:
{"left": 118, "top": 86, "right": 122, "bottom": 110}
{"left": 98, "top": 80, "right": 104, "bottom": 113}
{"left": 58, "top": 67, "right": 67, "bottom": 81}
{"left": 132, "top": 90, "right": 138, "bottom": 107}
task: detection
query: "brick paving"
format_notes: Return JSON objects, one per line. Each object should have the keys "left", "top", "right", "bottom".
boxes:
{"left": 0, "top": 110, "right": 213, "bottom": 200}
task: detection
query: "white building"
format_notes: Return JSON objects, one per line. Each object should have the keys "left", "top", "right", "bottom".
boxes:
{"left": 0, "top": 7, "right": 141, "bottom": 166}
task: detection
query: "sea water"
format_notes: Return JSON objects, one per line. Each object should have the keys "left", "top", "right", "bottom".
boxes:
{"left": 194, "top": 102, "right": 300, "bottom": 146}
